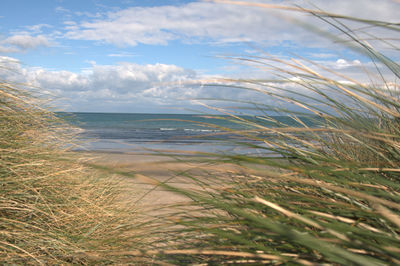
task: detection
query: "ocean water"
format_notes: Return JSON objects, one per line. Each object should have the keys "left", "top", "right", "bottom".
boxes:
{"left": 60, "top": 112, "right": 318, "bottom": 155}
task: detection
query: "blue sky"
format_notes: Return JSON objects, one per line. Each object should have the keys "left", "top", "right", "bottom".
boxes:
{"left": 0, "top": 0, "right": 398, "bottom": 113}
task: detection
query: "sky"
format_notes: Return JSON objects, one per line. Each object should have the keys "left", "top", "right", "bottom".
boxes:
{"left": 0, "top": 0, "right": 398, "bottom": 113}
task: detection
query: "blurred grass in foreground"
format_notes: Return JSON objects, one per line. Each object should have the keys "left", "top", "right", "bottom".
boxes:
{"left": 152, "top": 1, "right": 400, "bottom": 265}
{"left": 0, "top": 78, "right": 153, "bottom": 264}
{"left": 2, "top": 1, "right": 400, "bottom": 264}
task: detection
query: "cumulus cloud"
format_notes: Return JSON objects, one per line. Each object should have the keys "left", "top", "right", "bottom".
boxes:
{"left": 0, "top": 52, "right": 394, "bottom": 113}
{"left": 333, "top": 59, "right": 362, "bottom": 69}
{"left": 0, "top": 56, "right": 269, "bottom": 112}
{"left": 0, "top": 34, "right": 51, "bottom": 53}
{"left": 1, "top": 1, "right": 397, "bottom": 113}
{"left": 3, "top": 35, "right": 50, "bottom": 50}
{"left": 63, "top": 0, "right": 399, "bottom": 48}
{"left": 0, "top": 57, "right": 204, "bottom": 112}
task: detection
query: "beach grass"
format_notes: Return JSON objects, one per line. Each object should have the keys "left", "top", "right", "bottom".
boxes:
{"left": 149, "top": 2, "right": 400, "bottom": 265}
{"left": 0, "top": 79, "right": 154, "bottom": 264}
{"left": 2, "top": 1, "right": 400, "bottom": 265}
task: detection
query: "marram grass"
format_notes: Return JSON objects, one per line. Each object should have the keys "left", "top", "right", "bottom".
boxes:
{"left": 0, "top": 80, "right": 151, "bottom": 264}
{"left": 2, "top": 2, "right": 400, "bottom": 265}
{"left": 150, "top": 2, "right": 400, "bottom": 265}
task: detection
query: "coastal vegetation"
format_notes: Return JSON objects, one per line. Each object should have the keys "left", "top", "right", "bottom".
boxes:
{"left": 152, "top": 2, "right": 400, "bottom": 265}
{"left": 1, "top": 1, "right": 400, "bottom": 265}
{"left": 0, "top": 80, "right": 151, "bottom": 264}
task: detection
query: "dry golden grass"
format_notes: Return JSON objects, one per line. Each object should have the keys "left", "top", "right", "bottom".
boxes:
{"left": 0, "top": 81, "right": 153, "bottom": 264}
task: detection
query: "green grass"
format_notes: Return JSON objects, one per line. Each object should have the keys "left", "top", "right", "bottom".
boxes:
{"left": 150, "top": 2, "right": 400, "bottom": 265}
{"left": 2, "top": 2, "right": 400, "bottom": 265}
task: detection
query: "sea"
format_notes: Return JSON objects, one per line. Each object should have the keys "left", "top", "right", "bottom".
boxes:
{"left": 60, "top": 112, "right": 318, "bottom": 155}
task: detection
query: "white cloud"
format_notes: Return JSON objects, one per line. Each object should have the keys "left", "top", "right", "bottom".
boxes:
{"left": 0, "top": 46, "right": 19, "bottom": 53}
{"left": 334, "top": 59, "right": 361, "bottom": 69}
{"left": 0, "top": 56, "right": 273, "bottom": 112}
{"left": 0, "top": 58, "right": 204, "bottom": 112}
{"left": 0, "top": 34, "right": 52, "bottom": 53}
{"left": 74, "top": 11, "right": 102, "bottom": 18}
{"left": 63, "top": 1, "right": 304, "bottom": 46}
{"left": 3, "top": 35, "right": 50, "bottom": 50}
{"left": 55, "top": 6, "right": 71, "bottom": 13}
{"left": 24, "top": 24, "right": 52, "bottom": 34}
{"left": 0, "top": 56, "right": 20, "bottom": 65}
{"left": 107, "top": 52, "right": 136, "bottom": 57}
{"left": 63, "top": 0, "right": 399, "bottom": 49}
{"left": 307, "top": 53, "right": 336, "bottom": 59}
{"left": 0, "top": 47, "right": 395, "bottom": 113}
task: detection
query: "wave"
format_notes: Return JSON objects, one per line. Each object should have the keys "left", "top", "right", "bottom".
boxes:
{"left": 159, "top": 127, "right": 221, "bottom": 133}
{"left": 183, "top": 128, "right": 221, "bottom": 132}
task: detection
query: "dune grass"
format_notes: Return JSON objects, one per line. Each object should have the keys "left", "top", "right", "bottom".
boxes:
{"left": 2, "top": 2, "right": 399, "bottom": 265}
{"left": 0, "top": 79, "right": 153, "bottom": 264}
{"left": 147, "top": 2, "right": 400, "bottom": 265}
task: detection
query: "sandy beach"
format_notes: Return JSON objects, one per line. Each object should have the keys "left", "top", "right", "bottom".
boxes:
{"left": 88, "top": 151, "right": 243, "bottom": 212}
